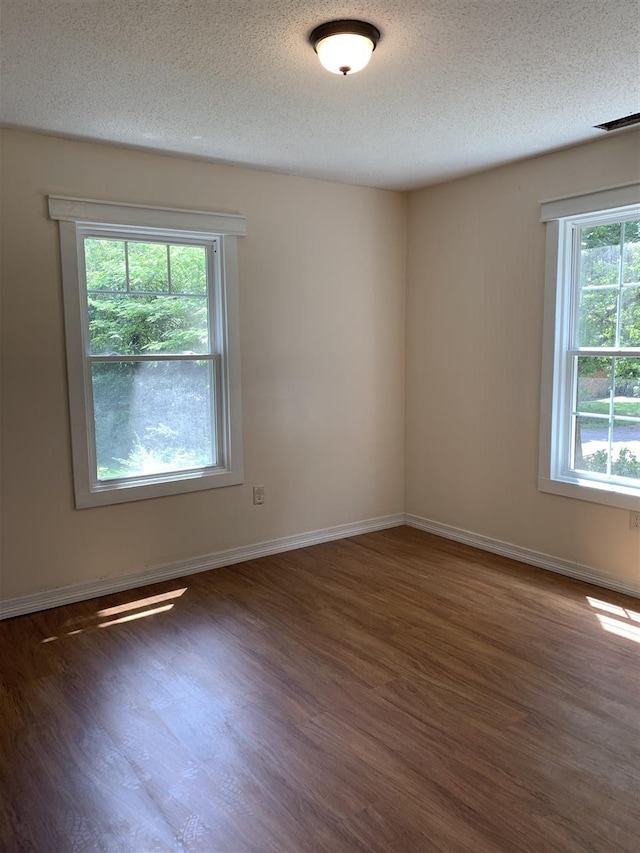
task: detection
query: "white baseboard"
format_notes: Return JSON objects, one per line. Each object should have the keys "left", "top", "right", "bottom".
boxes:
{"left": 405, "top": 513, "right": 640, "bottom": 598}
{"left": 0, "top": 513, "right": 405, "bottom": 620}
{"left": 3, "top": 509, "right": 637, "bottom": 619}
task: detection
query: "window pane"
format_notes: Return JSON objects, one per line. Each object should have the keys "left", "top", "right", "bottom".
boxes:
{"left": 88, "top": 294, "right": 209, "bottom": 355}
{"left": 128, "top": 241, "right": 169, "bottom": 292}
{"left": 84, "top": 238, "right": 126, "bottom": 291}
{"left": 573, "top": 415, "right": 608, "bottom": 474}
{"left": 92, "top": 361, "right": 215, "bottom": 481}
{"left": 578, "top": 288, "right": 618, "bottom": 347}
{"left": 579, "top": 223, "right": 621, "bottom": 287}
{"left": 623, "top": 219, "right": 640, "bottom": 284}
{"left": 620, "top": 286, "right": 640, "bottom": 347}
{"left": 576, "top": 356, "right": 612, "bottom": 410}
{"left": 614, "top": 357, "right": 640, "bottom": 417}
{"left": 612, "top": 421, "right": 640, "bottom": 482}
{"left": 170, "top": 245, "right": 207, "bottom": 294}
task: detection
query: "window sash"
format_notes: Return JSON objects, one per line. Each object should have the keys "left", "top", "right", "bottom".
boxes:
{"left": 566, "top": 354, "right": 640, "bottom": 488}
{"left": 78, "top": 227, "right": 223, "bottom": 487}
{"left": 87, "top": 356, "right": 223, "bottom": 491}
{"left": 78, "top": 226, "right": 218, "bottom": 356}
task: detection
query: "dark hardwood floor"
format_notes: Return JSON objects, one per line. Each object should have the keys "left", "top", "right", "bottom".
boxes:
{"left": 1, "top": 526, "right": 638, "bottom": 852}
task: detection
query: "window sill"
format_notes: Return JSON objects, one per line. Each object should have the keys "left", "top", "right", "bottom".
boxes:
{"left": 539, "top": 475, "right": 640, "bottom": 511}
{"left": 76, "top": 468, "right": 244, "bottom": 508}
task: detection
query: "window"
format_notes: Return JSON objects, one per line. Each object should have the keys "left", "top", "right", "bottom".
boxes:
{"left": 539, "top": 182, "right": 640, "bottom": 510}
{"left": 49, "top": 196, "right": 245, "bottom": 508}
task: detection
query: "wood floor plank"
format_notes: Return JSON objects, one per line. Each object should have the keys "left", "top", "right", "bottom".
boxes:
{"left": 1, "top": 527, "right": 638, "bottom": 851}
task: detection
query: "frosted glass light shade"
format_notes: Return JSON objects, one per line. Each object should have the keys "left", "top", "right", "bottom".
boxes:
{"left": 316, "top": 33, "right": 375, "bottom": 75}
{"left": 309, "top": 20, "right": 381, "bottom": 76}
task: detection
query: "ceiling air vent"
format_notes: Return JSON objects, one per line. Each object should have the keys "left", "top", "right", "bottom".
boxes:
{"left": 594, "top": 112, "right": 640, "bottom": 132}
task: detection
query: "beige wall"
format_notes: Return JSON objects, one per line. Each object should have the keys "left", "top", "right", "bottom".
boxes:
{"left": 2, "top": 126, "right": 638, "bottom": 601}
{"left": 406, "top": 130, "right": 640, "bottom": 585}
{"left": 0, "top": 129, "right": 407, "bottom": 598}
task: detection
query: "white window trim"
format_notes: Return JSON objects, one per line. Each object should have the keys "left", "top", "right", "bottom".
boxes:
{"left": 539, "top": 182, "right": 640, "bottom": 511}
{"left": 49, "top": 196, "right": 245, "bottom": 508}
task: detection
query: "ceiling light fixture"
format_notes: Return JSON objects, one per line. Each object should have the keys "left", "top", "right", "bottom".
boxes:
{"left": 309, "top": 20, "right": 381, "bottom": 76}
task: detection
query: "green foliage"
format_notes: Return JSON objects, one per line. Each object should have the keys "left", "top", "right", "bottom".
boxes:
{"left": 581, "top": 223, "right": 620, "bottom": 250}
{"left": 581, "top": 219, "right": 640, "bottom": 250}
{"left": 168, "top": 245, "right": 207, "bottom": 294}
{"left": 582, "top": 448, "right": 608, "bottom": 474}
{"left": 583, "top": 448, "right": 640, "bottom": 479}
{"left": 578, "top": 288, "right": 640, "bottom": 348}
{"left": 93, "top": 361, "right": 213, "bottom": 479}
{"left": 613, "top": 447, "right": 640, "bottom": 478}
{"left": 86, "top": 236, "right": 209, "bottom": 355}
{"left": 85, "top": 239, "right": 126, "bottom": 290}
{"left": 577, "top": 357, "right": 640, "bottom": 409}
{"left": 128, "top": 241, "right": 168, "bottom": 292}
{"left": 88, "top": 295, "right": 208, "bottom": 354}
{"left": 579, "top": 219, "right": 640, "bottom": 349}
{"left": 84, "top": 237, "right": 207, "bottom": 294}
{"left": 580, "top": 223, "right": 621, "bottom": 287}
{"left": 112, "top": 428, "right": 208, "bottom": 478}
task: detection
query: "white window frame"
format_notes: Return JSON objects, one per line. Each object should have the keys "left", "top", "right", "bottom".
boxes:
{"left": 539, "top": 182, "right": 640, "bottom": 511}
{"left": 49, "top": 196, "right": 245, "bottom": 508}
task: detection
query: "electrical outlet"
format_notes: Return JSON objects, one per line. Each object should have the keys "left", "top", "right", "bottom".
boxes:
{"left": 631, "top": 511, "right": 640, "bottom": 531}
{"left": 253, "top": 485, "right": 265, "bottom": 506}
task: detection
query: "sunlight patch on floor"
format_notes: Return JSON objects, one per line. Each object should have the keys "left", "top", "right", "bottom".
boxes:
{"left": 98, "top": 602, "right": 175, "bottom": 628}
{"left": 587, "top": 596, "right": 640, "bottom": 643}
{"left": 40, "top": 587, "right": 187, "bottom": 642}
{"left": 97, "top": 587, "right": 187, "bottom": 618}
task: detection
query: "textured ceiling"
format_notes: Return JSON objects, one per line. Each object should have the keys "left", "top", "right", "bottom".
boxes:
{"left": 1, "top": 0, "right": 638, "bottom": 190}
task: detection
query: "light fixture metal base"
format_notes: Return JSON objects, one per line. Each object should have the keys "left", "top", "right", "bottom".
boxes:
{"left": 309, "top": 19, "right": 381, "bottom": 53}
